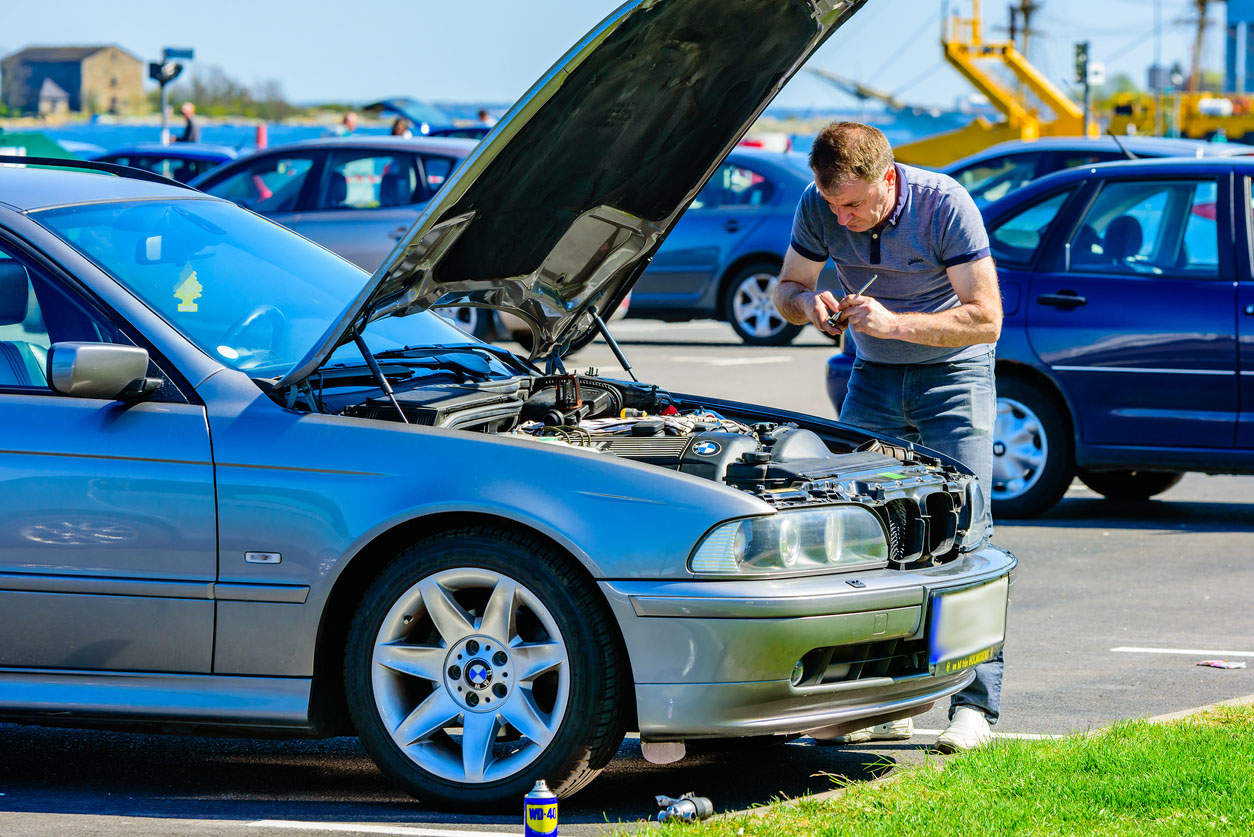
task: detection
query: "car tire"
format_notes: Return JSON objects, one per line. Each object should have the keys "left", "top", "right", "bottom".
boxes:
{"left": 991, "top": 377, "right": 1073, "bottom": 519}
{"left": 721, "top": 262, "right": 804, "bottom": 346}
{"left": 345, "top": 527, "right": 627, "bottom": 810}
{"left": 436, "top": 307, "right": 495, "bottom": 340}
{"left": 1077, "top": 469, "right": 1184, "bottom": 502}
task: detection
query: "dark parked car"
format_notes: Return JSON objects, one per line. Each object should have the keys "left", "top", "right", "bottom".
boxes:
{"left": 943, "top": 136, "right": 1253, "bottom": 206}
{"left": 827, "top": 156, "right": 1254, "bottom": 517}
{"left": 629, "top": 148, "right": 839, "bottom": 345}
{"left": 93, "top": 142, "right": 238, "bottom": 183}
{"left": 0, "top": 0, "right": 1013, "bottom": 810}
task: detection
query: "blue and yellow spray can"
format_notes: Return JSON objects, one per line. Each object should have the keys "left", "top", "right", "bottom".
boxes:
{"left": 524, "top": 778, "right": 558, "bottom": 836}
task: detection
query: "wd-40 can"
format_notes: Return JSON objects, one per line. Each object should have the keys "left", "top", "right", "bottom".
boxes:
{"left": 524, "top": 779, "right": 558, "bottom": 836}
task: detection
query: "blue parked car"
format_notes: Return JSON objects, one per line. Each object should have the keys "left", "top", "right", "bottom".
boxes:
{"left": 629, "top": 147, "right": 838, "bottom": 345}
{"left": 943, "top": 136, "right": 1253, "bottom": 206}
{"left": 826, "top": 156, "right": 1254, "bottom": 517}
{"left": 92, "top": 143, "right": 238, "bottom": 183}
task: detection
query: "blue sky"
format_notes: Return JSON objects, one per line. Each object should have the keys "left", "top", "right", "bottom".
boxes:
{"left": 0, "top": 1, "right": 1217, "bottom": 110}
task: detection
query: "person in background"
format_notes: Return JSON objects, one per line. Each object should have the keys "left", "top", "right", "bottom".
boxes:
{"left": 774, "top": 121, "right": 1004, "bottom": 753}
{"left": 177, "top": 102, "right": 201, "bottom": 143}
{"left": 477, "top": 108, "right": 497, "bottom": 128}
{"left": 324, "top": 111, "right": 359, "bottom": 138}
{"left": 390, "top": 117, "right": 413, "bottom": 138}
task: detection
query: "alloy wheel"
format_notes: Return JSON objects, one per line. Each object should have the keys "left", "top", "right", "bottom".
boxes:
{"left": 731, "top": 270, "right": 789, "bottom": 339}
{"left": 369, "top": 568, "right": 570, "bottom": 784}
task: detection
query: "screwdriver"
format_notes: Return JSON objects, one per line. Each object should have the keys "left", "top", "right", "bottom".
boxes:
{"left": 826, "top": 273, "right": 878, "bottom": 330}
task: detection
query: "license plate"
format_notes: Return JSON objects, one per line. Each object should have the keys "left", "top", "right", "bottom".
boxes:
{"left": 928, "top": 576, "right": 1009, "bottom": 675}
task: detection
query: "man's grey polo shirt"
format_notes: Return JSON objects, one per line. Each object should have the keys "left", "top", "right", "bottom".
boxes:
{"left": 790, "top": 163, "right": 993, "bottom": 365}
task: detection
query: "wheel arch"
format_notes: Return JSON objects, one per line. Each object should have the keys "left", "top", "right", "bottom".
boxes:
{"left": 995, "top": 359, "right": 1078, "bottom": 452}
{"left": 714, "top": 251, "right": 783, "bottom": 319}
{"left": 308, "top": 510, "right": 637, "bottom": 736}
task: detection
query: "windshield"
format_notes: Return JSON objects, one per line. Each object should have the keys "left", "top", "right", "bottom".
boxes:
{"left": 34, "top": 197, "right": 478, "bottom": 375}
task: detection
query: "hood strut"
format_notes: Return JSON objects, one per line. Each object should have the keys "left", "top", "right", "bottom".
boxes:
{"left": 594, "top": 314, "right": 638, "bottom": 383}
{"left": 353, "top": 332, "right": 409, "bottom": 424}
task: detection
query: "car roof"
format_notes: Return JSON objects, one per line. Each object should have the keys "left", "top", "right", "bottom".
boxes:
{"left": 946, "top": 136, "right": 1254, "bottom": 169}
{"left": 982, "top": 154, "right": 1254, "bottom": 215}
{"left": 728, "top": 147, "right": 812, "bottom": 177}
{"left": 94, "top": 143, "right": 239, "bottom": 160}
{"left": 0, "top": 165, "right": 211, "bottom": 212}
{"left": 234, "top": 135, "right": 479, "bottom": 158}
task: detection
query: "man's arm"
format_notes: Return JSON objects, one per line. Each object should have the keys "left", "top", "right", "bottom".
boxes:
{"left": 838, "top": 256, "right": 1002, "bottom": 347}
{"left": 774, "top": 247, "right": 844, "bottom": 336}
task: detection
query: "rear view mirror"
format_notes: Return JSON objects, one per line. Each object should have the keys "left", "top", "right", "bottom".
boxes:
{"left": 48, "top": 342, "right": 160, "bottom": 400}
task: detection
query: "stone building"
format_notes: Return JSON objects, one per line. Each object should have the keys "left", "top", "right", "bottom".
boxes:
{"left": 1, "top": 46, "right": 144, "bottom": 115}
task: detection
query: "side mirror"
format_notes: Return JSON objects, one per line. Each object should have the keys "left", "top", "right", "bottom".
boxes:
{"left": 47, "top": 342, "right": 161, "bottom": 400}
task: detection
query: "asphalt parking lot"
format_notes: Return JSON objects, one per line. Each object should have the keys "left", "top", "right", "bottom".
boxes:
{"left": 2, "top": 320, "right": 1251, "bottom": 837}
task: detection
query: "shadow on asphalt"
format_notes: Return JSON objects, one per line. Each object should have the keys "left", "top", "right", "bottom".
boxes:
{"left": 0, "top": 725, "right": 907, "bottom": 827}
{"left": 1000, "top": 496, "right": 1254, "bottom": 532}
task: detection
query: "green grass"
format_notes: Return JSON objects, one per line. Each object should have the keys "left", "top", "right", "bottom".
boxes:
{"left": 651, "top": 703, "right": 1254, "bottom": 836}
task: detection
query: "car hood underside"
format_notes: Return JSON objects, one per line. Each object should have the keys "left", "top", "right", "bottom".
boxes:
{"left": 278, "top": 0, "right": 861, "bottom": 388}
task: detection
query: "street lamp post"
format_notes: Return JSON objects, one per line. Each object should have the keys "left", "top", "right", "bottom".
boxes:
{"left": 149, "top": 47, "right": 194, "bottom": 145}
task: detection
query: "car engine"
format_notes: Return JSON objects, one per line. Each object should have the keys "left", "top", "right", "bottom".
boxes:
{"left": 335, "top": 369, "right": 978, "bottom": 567}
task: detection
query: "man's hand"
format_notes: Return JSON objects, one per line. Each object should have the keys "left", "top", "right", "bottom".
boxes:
{"left": 775, "top": 246, "right": 842, "bottom": 332}
{"left": 837, "top": 292, "right": 900, "bottom": 339}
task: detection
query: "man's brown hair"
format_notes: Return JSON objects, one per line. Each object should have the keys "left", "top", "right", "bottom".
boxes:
{"left": 808, "top": 121, "right": 894, "bottom": 190}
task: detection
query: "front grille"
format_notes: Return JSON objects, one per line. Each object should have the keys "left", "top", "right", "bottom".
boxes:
{"left": 795, "top": 638, "right": 929, "bottom": 687}
{"left": 882, "top": 491, "right": 962, "bottom": 568}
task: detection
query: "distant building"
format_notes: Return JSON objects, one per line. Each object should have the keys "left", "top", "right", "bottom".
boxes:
{"left": 1, "top": 45, "right": 144, "bottom": 115}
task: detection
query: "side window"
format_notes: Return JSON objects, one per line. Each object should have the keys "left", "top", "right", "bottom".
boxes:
{"left": 951, "top": 152, "right": 1046, "bottom": 205}
{"left": 420, "top": 155, "right": 456, "bottom": 195}
{"left": 319, "top": 151, "right": 417, "bottom": 210}
{"left": 987, "top": 189, "right": 1073, "bottom": 266}
{"left": 691, "top": 164, "right": 773, "bottom": 210}
{"left": 200, "top": 153, "right": 316, "bottom": 212}
{"left": 0, "top": 251, "right": 116, "bottom": 391}
{"left": 1066, "top": 179, "right": 1218, "bottom": 278}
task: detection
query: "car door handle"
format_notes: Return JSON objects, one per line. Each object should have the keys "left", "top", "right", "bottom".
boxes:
{"left": 723, "top": 219, "right": 741, "bottom": 233}
{"left": 389, "top": 225, "right": 409, "bottom": 240}
{"left": 1037, "top": 292, "right": 1087, "bottom": 308}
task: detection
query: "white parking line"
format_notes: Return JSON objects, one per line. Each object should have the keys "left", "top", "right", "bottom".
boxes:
{"left": 668, "top": 355, "right": 792, "bottom": 366}
{"left": 248, "top": 822, "right": 519, "bottom": 836}
{"left": 1111, "top": 646, "right": 1254, "bottom": 657}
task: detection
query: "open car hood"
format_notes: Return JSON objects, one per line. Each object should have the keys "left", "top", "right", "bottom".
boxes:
{"left": 278, "top": 0, "right": 861, "bottom": 389}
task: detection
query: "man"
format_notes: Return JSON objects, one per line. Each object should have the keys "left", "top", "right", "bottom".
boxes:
{"left": 177, "top": 102, "right": 201, "bottom": 143}
{"left": 324, "top": 111, "right": 358, "bottom": 138}
{"left": 774, "top": 122, "right": 1003, "bottom": 753}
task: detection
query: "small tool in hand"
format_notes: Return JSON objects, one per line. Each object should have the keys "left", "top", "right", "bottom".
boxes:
{"left": 826, "top": 273, "right": 878, "bottom": 330}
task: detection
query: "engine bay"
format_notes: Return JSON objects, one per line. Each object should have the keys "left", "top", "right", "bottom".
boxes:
{"left": 324, "top": 368, "right": 978, "bottom": 566}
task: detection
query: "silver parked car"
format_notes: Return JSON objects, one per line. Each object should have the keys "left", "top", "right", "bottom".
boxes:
{"left": 190, "top": 135, "right": 478, "bottom": 275}
{"left": 0, "top": 0, "right": 1012, "bottom": 811}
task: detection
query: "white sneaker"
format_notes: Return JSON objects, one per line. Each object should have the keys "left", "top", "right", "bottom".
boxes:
{"left": 935, "top": 706, "right": 993, "bottom": 753}
{"left": 828, "top": 717, "right": 913, "bottom": 744}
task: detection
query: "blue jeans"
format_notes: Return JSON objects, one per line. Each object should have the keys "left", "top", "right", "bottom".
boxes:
{"left": 838, "top": 352, "right": 1003, "bottom": 724}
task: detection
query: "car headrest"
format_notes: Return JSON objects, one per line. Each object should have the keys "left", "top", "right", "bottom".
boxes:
{"left": 1104, "top": 215, "right": 1143, "bottom": 262}
{"left": 379, "top": 171, "right": 411, "bottom": 207}
{"left": 0, "top": 261, "right": 31, "bottom": 326}
{"left": 328, "top": 172, "right": 348, "bottom": 205}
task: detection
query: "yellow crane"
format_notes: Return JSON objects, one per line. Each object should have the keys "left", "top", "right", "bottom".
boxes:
{"left": 894, "top": 0, "right": 1087, "bottom": 167}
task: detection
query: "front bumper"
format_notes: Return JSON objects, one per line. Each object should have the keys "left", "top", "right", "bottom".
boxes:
{"left": 599, "top": 542, "right": 1014, "bottom": 740}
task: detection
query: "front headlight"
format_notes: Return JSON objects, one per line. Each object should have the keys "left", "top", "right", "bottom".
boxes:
{"left": 689, "top": 506, "right": 889, "bottom": 575}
